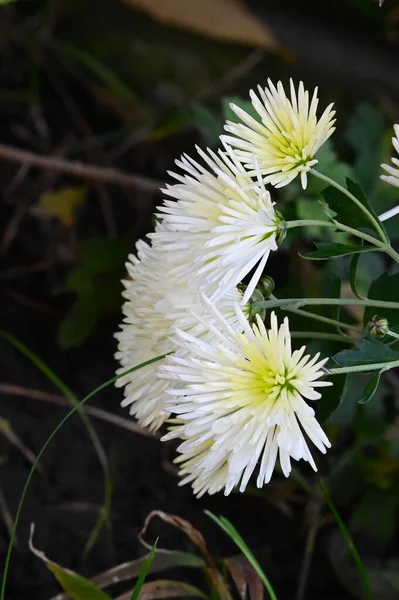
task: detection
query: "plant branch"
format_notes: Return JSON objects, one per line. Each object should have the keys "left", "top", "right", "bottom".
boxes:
{"left": 260, "top": 297, "right": 399, "bottom": 311}
{"left": 0, "top": 142, "right": 162, "bottom": 192}
{"left": 309, "top": 168, "right": 389, "bottom": 244}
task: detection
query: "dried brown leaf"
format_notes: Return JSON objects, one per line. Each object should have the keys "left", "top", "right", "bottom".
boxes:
{"left": 123, "top": 0, "right": 282, "bottom": 53}
{"left": 224, "top": 556, "right": 263, "bottom": 600}
{"left": 115, "top": 579, "right": 207, "bottom": 600}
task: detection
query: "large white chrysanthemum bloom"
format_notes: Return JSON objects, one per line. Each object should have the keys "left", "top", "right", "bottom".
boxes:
{"left": 115, "top": 239, "right": 246, "bottom": 431}
{"left": 161, "top": 298, "right": 332, "bottom": 496}
{"left": 381, "top": 124, "right": 399, "bottom": 189}
{"left": 151, "top": 146, "right": 284, "bottom": 304}
{"left": 222, "top": 79, "right": 336, "bottom": 189}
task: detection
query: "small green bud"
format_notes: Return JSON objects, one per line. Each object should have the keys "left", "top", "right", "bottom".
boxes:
{"left": 367, "top": 315, "right": 389, "bottom": 338}
{"left": 275, "top": 210, "right": 287, "bottom": 246}
{"left": 258, "top": 275, "right": 275, "bottom": 297}
{"left": 248, "top": 289, "right": 266, "bottom": 322}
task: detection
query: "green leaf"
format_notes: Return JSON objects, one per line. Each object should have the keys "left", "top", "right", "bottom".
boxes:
{"left": 130, "top": 539, "right": 158, "bottom": 600}
{"left": 58, "top": 237, "right": 133, "bottom": 348}
{"left": 345, "top": 104, "right": 385, "bottom": 194}
{"left": 364, "top": 273, "right": 399, "bottom": 329}
{"left": 358, "top": 370, "right": 382, "bottom": 404}
{"left": 316, "top": 373, "right": 347, "bottom": 423}
{"left": 322, "top": 178, "right": 386, "bottom": 238}
{"left": 333, "top": 336, "right": 399, "bottom": 367}
{"left": 29, "top": 525, "right": 112, "bottom": 600}
{"left": 349, "top": 252, "right": 363, "bottom": 299}
{"left": 301, "top": 243, "right": 376, "bottom": 260}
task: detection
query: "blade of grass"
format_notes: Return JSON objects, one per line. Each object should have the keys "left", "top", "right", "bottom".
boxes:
{"left": 0, "top": 329, "right": 111, "bottom": 556}
{"left": 0, "top": 353, "right": 169, "bottom": 600}
{"left": 52, "top": 40, "right": 141, "bottom": 107}
{"left": 130, "top": 539, "right": 158, "bottom": 600}
{"left": 320, "top": 480, "right": 374, "bottom": 600}
{"left": 205, "top": 511, "right": 278, "bottom": 600}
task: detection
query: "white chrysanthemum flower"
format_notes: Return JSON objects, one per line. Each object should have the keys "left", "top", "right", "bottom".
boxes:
{"left": 161, "top": 298, "right": 332, "bottom": 496}
{"left": 151, "top": 146, "right": 284, "bottom": 304}
{"left": 222, "top": 79, "right": 336, "bottom": 189}
{"left": 381, "top": 124, "right": 399, "bottom": 189}
{"left": 115, "top": 239, "right": 246, "bottom": 431}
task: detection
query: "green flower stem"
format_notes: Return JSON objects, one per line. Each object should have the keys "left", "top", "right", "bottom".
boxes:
{"left": 387, "top": 329, "right": 399, "bottom": 341}
{"left": 260, "top": 297, "right": 399, "bottom": 311}
{"left": 328, "top": 362, "right": 397, "bottom": 375}
{"left": 286, "top": 219, "right": 399, "bottom": 264}
{"left": 273, "top": 298, "right": 361, "bottom": 334}
{"left": 286, "top": 219, "right": 382, "bottom": 247}
{"left": 309, "top": 168, "right": 389, "bottom": 245}
{"left": 291, "top": 331, "right": 356, "bottom": 343}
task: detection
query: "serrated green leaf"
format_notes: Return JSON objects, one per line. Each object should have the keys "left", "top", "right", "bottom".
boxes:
{"left": 333, "top": 336, "right": 399, "bottom": 367}
{"left": 358, "top": 370, "right": 382, "bottom": 404}
{"left": 316, "top": 373, "right": 347, "bottom": 423}
{"left": 364, "top": 273, "right": 399, "bottom": 329}
{"left": 301, "top": 243, "right": 375, "bottom": 260}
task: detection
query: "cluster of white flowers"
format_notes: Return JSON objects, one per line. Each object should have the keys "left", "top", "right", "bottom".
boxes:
{"left": 115, "top": 79, "right": 336, "bottom": 496}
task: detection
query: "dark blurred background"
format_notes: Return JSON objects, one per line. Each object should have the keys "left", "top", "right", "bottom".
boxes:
{"left": 1, "top": 1, "right": 399, "bottom": 599}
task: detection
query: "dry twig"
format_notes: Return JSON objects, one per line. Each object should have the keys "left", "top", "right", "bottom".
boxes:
{"left": 0, "top": 142, "right": 162, "bottom": 192}
{"left": 0, "top": 383, "right": 159, "bottom": 438}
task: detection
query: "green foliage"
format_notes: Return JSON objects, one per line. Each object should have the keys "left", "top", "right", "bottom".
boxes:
{"left": 333, "top": 336, "right": 399, "bottom": 367}
{"left": 58, "top": 237, "right": 133, "bottom": 349}
{"left": 322, "top": 178, "right": 385, "bottom": 237}
{"left": 301, "top": 242, "right": 375, "bottom": 260}
{"left": 317, "top": 373, "right": 347, "bottom": 423}
{"left": 364, "top": 273, "right": 399, "bottom": 329}
{"left": 358, "top": 370, "right": 383, "bottom": 405}
{"left": 345, "top": 104, "right": 385, "bottom": 194}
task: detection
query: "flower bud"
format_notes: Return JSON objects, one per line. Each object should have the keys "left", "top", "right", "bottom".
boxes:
{"left": 258, "top": 275, "right": 275, "bottom": 297}
{"left": 367, "top": 315, "right": 389, "bottom": 338}
{"left": 248, "top": 289, "right": 266, "bottom": 322}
